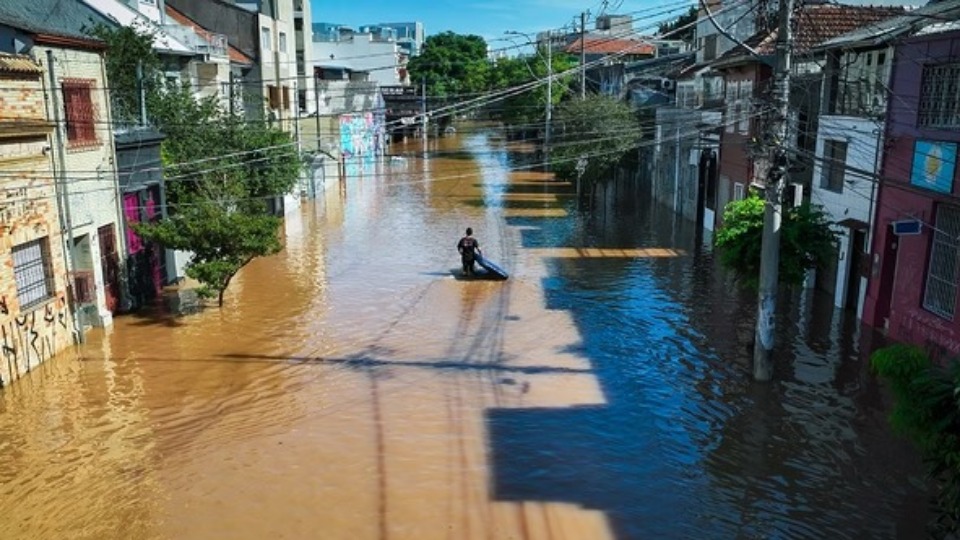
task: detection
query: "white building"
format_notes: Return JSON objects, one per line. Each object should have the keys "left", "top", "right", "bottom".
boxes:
{"left": 313, "top": 24, "right": 408, "bottom": 87}
{"left": 0, "top": 0, "right": 128, "bottom": 328}
{"left": 808, "top": 1, "right": 954, "bottom": 317}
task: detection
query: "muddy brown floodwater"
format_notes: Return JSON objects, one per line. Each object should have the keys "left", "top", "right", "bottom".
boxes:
{"left": 0, "top": 128, "right": 931, "bottom": 539}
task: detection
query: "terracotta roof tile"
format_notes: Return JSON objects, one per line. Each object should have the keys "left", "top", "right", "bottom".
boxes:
{"left": 718, "top": 4, "right": 906, "bottom": 64}
{"left": 564, "top": 36, "right": 656, "bottom": 56}
{"left": 0, "top": 52, "right": 41, "bottom": 75}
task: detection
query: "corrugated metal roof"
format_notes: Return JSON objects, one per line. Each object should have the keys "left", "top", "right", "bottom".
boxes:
{"left": 816, "top": 0, "right": 960, "bottom": 50}
{"left": 0, "top": 53, "right": 41, "bottom": 74}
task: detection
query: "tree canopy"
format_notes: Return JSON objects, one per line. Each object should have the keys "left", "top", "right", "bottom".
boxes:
{"left": 714, "top": 195, "right": 838, "bottom": 289}
{"left": 488, "top": 49, "right": 577, "bottom": 128}
{"left": 658, "top": 6, "right": 698, "bottom": 42}
{"left": 407, "top": 32, "right": 491, "bottom": 97}
{"left": 550, "top": 95, "right": 641, "bottom": 193}
{"left": 95, "top": 25, "right": 301, "bottom": 306}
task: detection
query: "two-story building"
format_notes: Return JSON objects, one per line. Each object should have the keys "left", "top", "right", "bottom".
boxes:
{"left": 0, "top": 0, "right": 127, "bottom": 330}
{"left": 809, "top": 1, "right": 953, "bottom": 319}
{"left": 861, "top": 2, "right": 960, "bottom": 357}
{"left": 0, "top": 53, "right": 76, "bottom": 385}
{"left": 712, "top": 3, "right": 903, "bottom": 231}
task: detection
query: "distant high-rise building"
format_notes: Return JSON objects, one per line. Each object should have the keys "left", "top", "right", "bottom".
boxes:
{"left": 367, "top": 22, "right": 424, "bottom": 56}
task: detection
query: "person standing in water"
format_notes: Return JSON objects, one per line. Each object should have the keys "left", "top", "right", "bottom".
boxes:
{"left": 457, "top": 227, "right": 482, "bottom": 276}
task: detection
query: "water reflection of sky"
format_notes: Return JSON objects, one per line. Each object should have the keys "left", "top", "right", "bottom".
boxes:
{"left": 488, "top": 142, "right": 927, "bottom": 539}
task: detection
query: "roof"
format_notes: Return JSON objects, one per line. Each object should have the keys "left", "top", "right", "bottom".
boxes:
{"left": 79, "top": 0, "right": 193, "bottom": 56}
{"left": 0, "top": 0, "right": 112, "bottom": 42}
{"left": 165, "top": 4, "right": 254, "bottom": 66}
{"left": 816, "top": 0, "right": 960, "bottom": 50}
{"left": 715, "top": 3, "right": 906, "bottom": 68}
{"left": 0, "top": 52, "right": 41, "bottom": 75}
{"left": 564, "top": 36, "right": 656, "bottom": 56}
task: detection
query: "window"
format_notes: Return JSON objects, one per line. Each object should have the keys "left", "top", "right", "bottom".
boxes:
{"left": 820, "top": 139, "right": 848, "bottom": 192}
{"left": 268, "top": 85, "right": 280, "bottom": 109}
{"left": 738, "top": 80, "right": 753, "bottom": 133}
{"left": 13, "top": 239, "right": 53, "bottom": 310}
{"left": 919, "top": 63, "right": 960, "bottom": 129}
{"left": 279, "top": 31, "right": 287, "bottom": 52}
{"left": 261, "top": 27, "right": 271, "bottom": 51}
{"left": 704, "top": 35, "right": 718, "bottom": 61}
{"left": 282, "top": 86, "right": 291, "bottom": 110}
{"left": 833, "top": 49, "right": 889, "bottom": 117}
{"left": 733, "top": 182, "right": 745, "bottom": 201}
{"left": 725, "top": 81, "right": 736, "bottom": 133}
{"left": 925, "top": 204, "right": 960, "bottom": 319}
{"left": 62, "top": 79, "right": 96, "bottom": 145}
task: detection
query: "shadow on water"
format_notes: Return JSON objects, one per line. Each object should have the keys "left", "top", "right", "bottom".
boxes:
{"left": 484, "top": 158, "right": 929, "bottom": 538}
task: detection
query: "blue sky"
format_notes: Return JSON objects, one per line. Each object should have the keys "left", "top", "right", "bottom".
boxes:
{"left": 311, "top": 0, "right": 688, "bottom": 45}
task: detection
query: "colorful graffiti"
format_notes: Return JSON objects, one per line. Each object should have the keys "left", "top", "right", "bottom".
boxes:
{"left": 339, "top": 112, "right": 385, "bottom": 177}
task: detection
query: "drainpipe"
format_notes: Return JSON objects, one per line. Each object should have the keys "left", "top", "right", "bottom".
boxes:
{"left": 45, "top": 50, "right": 83, "bottom": 344}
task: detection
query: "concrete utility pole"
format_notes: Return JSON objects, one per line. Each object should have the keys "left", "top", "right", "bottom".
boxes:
{"left": 545, "top": 35, "right": 552, "bottom": 169}
{"left": 580, "top": 11, "right": 587, "bottom": 100}
{"left": 271, "top": 0, "right": 283, "bottom": 127}
{"left": 753, "top": 0, "right": 795, "bottom": 381}
{"left": 421, "top": 77, "right": 427, "bottom": 145}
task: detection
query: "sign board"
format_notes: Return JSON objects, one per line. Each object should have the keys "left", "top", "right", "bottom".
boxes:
{"left": 910, "top": 140, "right": 957, "bottom": 194}
{"left": 892, "top": 219, "right": 922, "bottom": 236}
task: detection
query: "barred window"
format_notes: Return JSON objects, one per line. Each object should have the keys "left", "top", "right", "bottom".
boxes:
{"left": 12, "top": 239, "right": 53, "bottom": 310}
{"left": 919, "top": 63, "right": 960, "bottom": 129}
{"left": 924, "top": 205, "right": 960, "bottom": 319}
{"left": 62, "top": 79, "right": 97, "bottom": 145}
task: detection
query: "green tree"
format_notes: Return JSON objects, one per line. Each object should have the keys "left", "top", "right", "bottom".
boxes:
{"left": 871, "top": 345, "right": 960, "bottom": 537}
{"left": 714, "top": 195, "right": 838, "bottom": 289}
{"left": 96, "top": 25, "right": 301, "bottom": 306}
{"left": 88, "top": 23, "right": 161, "bottom": 125}
{"left": 407, "top": 31, "right": 491, "bottom": 97}
{"left": 658, "top": 6, "right": 698, "bottom": 42}
{"left": 489, "top": 50, "right": 577, "bottom": 128}
{"left": 550, "top": 95, "right": 641, "bottom": 197}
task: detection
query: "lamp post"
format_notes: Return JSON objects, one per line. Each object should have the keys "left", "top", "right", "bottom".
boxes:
{"left": 505, "top": 31, "right": 551, "bottom": 169}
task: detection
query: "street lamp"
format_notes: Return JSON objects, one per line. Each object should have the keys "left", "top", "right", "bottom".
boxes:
{"left": 504, "top": 30, "right": 552, "bottom": 170}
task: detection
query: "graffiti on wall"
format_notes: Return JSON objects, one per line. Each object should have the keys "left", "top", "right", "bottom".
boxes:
{"left": 339, "top": 112, "right": 385, "bottom": 177}
{"left": 0, "top": 294, "right": 70, "bottom": 387}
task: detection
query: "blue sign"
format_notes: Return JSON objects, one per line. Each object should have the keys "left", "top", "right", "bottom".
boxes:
{"left": 893, "top": 219, "right": 922, "bottom": 236}
{"left": 911, "top": 140, "right": 957, "bottom": 194}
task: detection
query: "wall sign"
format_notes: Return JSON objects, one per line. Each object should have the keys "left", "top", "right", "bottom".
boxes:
{"left": 911, "top": 140, "right": 957, "bottom": 194}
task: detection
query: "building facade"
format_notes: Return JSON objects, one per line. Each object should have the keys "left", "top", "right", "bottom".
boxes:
{"left": 0, "top": 53, "right": 76, "bottom": 386}
{"left": 863, "top": 27, "right": 960, "bottom": 357}
{"left": 312, "top": 23, "right": 408, "bottom": 87}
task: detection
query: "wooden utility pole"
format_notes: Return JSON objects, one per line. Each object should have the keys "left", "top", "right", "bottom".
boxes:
{"left": 580, "top": 11, "right": 587, "bottom": 100}
{"left": 753, "top": 0, "right": 795, "bottom": 381}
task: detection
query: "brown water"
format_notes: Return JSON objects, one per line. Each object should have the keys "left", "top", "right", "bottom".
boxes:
{"left": 0, "top": 129, "right": 929, "bottom": 539}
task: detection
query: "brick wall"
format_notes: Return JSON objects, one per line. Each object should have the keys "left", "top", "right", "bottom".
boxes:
{"left": 0, "top": 66, "right": 75, "bottom": 387}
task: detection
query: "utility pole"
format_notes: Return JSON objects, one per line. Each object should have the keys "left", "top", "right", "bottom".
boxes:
{"left": 545, "top": 34, "right": 552, "bottom": 170}
{"left": 46, "top": 50, "right": 84, "bottom": 345}
{"left": 580, "top": 11, "right": 587, "bottom": 100}
{"left": 271, "top": 0, "right": 283, "bottom": 128}
{"left": 314, "top": 74, "right": 322, "bottom": 151}
{"left": 753, "top": 0, "right": 795, "bottom": 381}
{"left": 136, "top": 60, "right": 146, "bottom": 127}
{"left": 421, "top": 77, "right": 427, "bottom": 145}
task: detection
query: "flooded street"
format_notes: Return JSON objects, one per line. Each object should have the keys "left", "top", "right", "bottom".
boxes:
{"left": 0, "top": 128, "right": 930, "bottom": 539}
